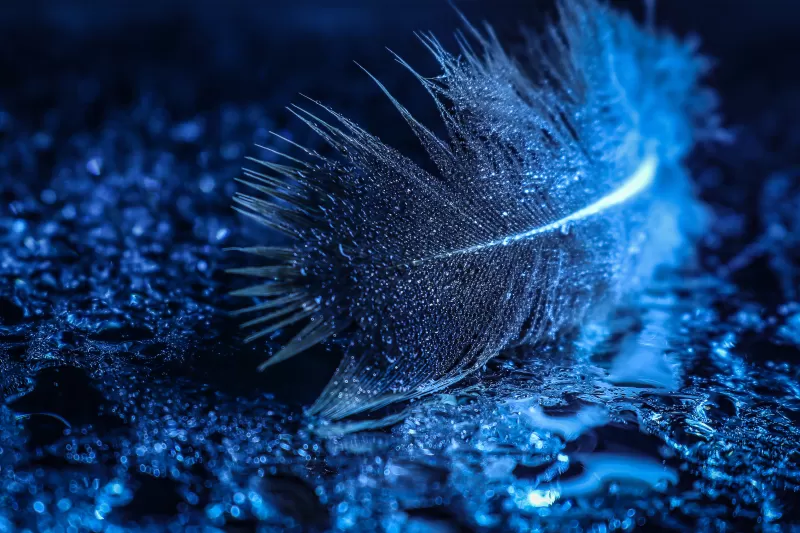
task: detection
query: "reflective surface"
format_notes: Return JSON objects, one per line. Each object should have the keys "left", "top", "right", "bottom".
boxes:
{"left": 1, "top": 1, "right": 799, "bottom": 531}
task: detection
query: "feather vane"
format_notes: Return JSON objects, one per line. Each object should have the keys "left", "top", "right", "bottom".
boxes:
{"left": 230, "top": 0, "right": 717, "bottom": 419}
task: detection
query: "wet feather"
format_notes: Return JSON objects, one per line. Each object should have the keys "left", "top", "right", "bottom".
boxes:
{"left": 230, "top": 0, "right": 718, "bottom": 419}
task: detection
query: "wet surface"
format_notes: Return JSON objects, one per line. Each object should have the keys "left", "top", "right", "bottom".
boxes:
{"left": 2, "top": 1, "right": 800, "bottom": 531}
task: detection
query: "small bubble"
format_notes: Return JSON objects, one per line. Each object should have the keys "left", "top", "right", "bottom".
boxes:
{"left": 199, "top": 174, "right": 216, "bottom": 193}
{"left": 172, "top": 119, "right": 204, "bottom": 142}
{"left": 86, "top": 157, "right": 103, "bottom": 176}
{"left": 41, "top": 189, "right": 57, "bottom": 204}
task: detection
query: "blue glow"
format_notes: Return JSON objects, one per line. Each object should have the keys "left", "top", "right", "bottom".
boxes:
{"left": 0, "top": 0, "right": 797, "bottom": 531}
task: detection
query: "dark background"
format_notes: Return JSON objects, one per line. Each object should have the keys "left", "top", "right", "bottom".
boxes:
{"left": 1, "top": 0, "right": 797, "bottom": 124}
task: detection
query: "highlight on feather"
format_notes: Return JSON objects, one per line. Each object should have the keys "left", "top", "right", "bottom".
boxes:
{"left": 229, "top": 0, "right": 718, "bottom": 419}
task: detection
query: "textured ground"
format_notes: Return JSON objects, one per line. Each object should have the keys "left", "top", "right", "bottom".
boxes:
{"left": 1, "top": 1, "right": 799, "bottom": 531}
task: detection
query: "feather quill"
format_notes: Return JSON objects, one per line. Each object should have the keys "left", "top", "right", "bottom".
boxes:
{"left": 230, "top": 0, "right": 717, "bottom": 419}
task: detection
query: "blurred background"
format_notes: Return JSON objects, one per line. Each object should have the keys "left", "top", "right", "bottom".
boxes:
{"left": 1, "top": 0, "right": 798, "bottom": 130}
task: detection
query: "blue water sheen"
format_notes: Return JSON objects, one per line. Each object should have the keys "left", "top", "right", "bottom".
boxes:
{"left": 1, "top": 1, "right": 800, "bottom": 531}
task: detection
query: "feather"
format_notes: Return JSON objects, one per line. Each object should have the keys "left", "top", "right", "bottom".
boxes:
{"left": 230, "top": 0, "right": 718, "bottom": 419}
